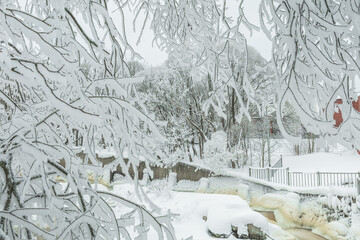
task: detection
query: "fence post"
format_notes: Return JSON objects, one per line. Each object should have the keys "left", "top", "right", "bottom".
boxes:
{"left": 286, "top": 167, "right": 290, "bottom": 186}
{"left": 249, "top": 167, "right": 252, "bottom": 177}
{"left": 358, "top": 172, "right": 360, "bottom": 195}
{"left": 317, "top": 171, "right": 321, "bottom": 186}
{"left": 267, "top": 167, "right": 270, "bottom": 181}
{"left": 143, "top": 169, "right": 150, "bottom": 186}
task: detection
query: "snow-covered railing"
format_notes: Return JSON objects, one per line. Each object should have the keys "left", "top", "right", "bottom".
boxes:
{"left": 249, "top": 167, "right": 360, "bottom": 188}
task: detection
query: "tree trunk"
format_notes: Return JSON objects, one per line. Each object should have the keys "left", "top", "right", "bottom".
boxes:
{"left": 261, "top": 135, "right": 265, "bottom": 168}
{"left": 231, "top": 88, "right": 236, "bottom": 125}
{"left": 267, "top": 127, "right": 271, "bottom": 167}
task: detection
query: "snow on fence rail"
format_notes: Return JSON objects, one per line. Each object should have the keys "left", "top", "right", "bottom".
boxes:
{"left": 249, "top": 167, "right": 360, "bottom": 188}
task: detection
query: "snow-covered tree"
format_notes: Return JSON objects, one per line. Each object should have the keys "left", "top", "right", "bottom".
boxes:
{"left": 133, "top": 1, "right": 260, "bottom": 162}
{"left": 0, "top": 0, "right": 259, "bottom": 238}
{"left": 139, "top": 58, "right": 216, "bottom": 162}
{"left": 261, "top": 0, "right": 360, "bottom": 149}
{"left": 138, "top": 0, "right": 257, "bottom": 132}
{"left": 0, "top": 0, "right": 174, "bottom": 239}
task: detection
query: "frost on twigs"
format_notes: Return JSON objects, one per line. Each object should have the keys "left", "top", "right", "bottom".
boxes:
{"left": 0, "top": 0, "right": 174, "bottom": 239}
{"left": 261, "top": 0, "right": 360, "bottom": 148}
{"left": 137, "top": 0, "right": 258, "bottom": 124}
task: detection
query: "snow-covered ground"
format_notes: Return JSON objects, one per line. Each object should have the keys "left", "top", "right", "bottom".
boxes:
{"left": 93, "top": 143, "right": 360, "bottom": 239}
{"left": 283, "top": 151, "right": 360, "bottom": 173}
{"left": 154, "top": 191, "right": 268, "bottom": 239}
{"left": 97, "top": 181, "right": 296, "bottom": 240}
{"left": 95, "top": 170, "right": 360, "bottom": 240}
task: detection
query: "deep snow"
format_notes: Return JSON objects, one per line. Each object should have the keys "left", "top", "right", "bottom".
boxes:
{"left": 283, "top": 152, "right": 360, "bottom": 173}
{"left": 96, "top": 181, "right": 298, "bottom": 240}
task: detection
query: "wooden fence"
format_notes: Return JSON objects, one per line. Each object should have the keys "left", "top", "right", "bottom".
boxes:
{"left": 111, "top": 161, "right": 213, "bottom": 183}
{"left": 249, "top": 167, "right": 360, "bottom": 188}
{"left": 65, "top": 151, "right": 213, "bottom": 183}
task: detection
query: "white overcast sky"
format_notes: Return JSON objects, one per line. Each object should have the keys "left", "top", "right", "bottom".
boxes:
{"left": 121, "top": 0, "right": 272, "bottom": 66}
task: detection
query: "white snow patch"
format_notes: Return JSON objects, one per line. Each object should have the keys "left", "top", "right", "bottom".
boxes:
{"left": 283, "top": 152, "right": 360, "bottom": 173}
{"left": 95, "top": 148, "right": 117, "bottom": 158}
{"left": 314, "top": 221, "right": 348, "bottom": 240}
{"left": 196, "top": 178, "right": 209, "bottom": 193}
{"left": 268, "top": 224, "right": 296, "bottom": 240}
{"left": 237, "top": 184, "right": 249, "bottom": 200}
{"left": 205, "top": 196, "right": 268, "bottom": 236}
{"left": 107, "top": 184, "right": 271, "bottom": 240}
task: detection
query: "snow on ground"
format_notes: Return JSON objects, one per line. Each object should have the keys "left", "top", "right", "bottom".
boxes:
{"left": 97, "top": 181, "right": 295, "bottom": 239}
{"left": 94, "top": 175, "right": 360, "bottom": 240}
{"left": 136, "top": 189, "right": 268, "bottom": 239}
{"left": 202, "top": 195, "right": 268, "bottom": 237}
{"left": 283, "top": 151, "right": 360, "bottom": 173}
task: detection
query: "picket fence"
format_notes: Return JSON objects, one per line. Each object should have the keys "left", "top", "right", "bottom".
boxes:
{"left": 249, "top": 167, "right": 360, "bottom": 188}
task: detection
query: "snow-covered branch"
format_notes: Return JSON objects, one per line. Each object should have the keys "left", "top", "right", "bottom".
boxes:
{"left": 261, "top": 0, "right": 360, "bottom": 148}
